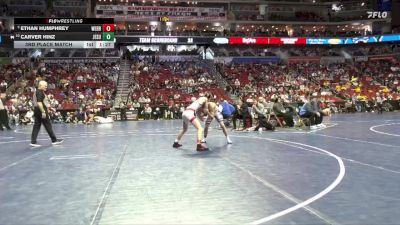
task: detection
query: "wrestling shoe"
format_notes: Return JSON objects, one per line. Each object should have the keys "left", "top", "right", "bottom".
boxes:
{"left": 52, "top": 139, "right": 64, "bottom": 145}
{"left": 173, "top": 142, "right": 182, "bottom": 148}
{"left": 196, "top": 143, "right": 209, "bottom": 151}
{"left": 30, "top": 143, "right": 41, "bottom": 147}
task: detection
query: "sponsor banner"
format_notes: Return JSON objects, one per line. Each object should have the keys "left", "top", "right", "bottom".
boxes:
{"left": 41, "top": 58, "right": 119, "bottom": 64}
{"left": 320, "top": 57, "right": 345, "bottom": 64}
{"left": 231, "top": 57, "right": 280, "bottom": 64}
{"left": 229, "top": 37, "right": 268, "bottom": 45}
{"left": 97, "top": 14, "right": 225, "bottom": 21}
{"left": 115, "top": 34, "right": 400, "bottom": 45}
{"left": 214, "top": 57, "right": 233, "bottom": 64}
{"left": 306, "top": 38, "right": 344, "bottom": 45}
{"left": 354, "top": 56, "right": 368, "bottom": 62}
{"left": 306, "top": 35, "right": 400, "bottom": 45}
{"left": 96, "top": 5, "right": 124, "bottom": 10}
{"left": 288, "top": 56, "right": 321, "bottom": 62}
{"left": 378, "top": 34, "right": 400, "bottom": 42}
{"left": 110, "top": 110, "right": 138, "bottom": 121}
{"left": 96, "top": 5, "right": 226, "bottom": 21}
{"left": 269, "top": 37, "right": 306, "bottom": 45}
{"left": 213, "top": 38, "right": 229, "bottom": 45}
{"left": 369, "top": 54, "right": 395, "bottom": 61}
{"left": 126, "top": 6, "right": 223, "bottom": 15}
{"left": 344, "top": 36, "right": 378, "bottom": 44}
{"left": 157, "top": 55, "right": 198, "bottom": 62}
{"left": 229, "top": 37, "right": 306, "bottom": 45}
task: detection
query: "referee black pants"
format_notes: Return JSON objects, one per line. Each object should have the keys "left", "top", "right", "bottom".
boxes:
{"left": 0, "top": 109, "right": 11, "bottom": 130}
{"left": 31, "top": 113, "right": 57, "bottom": 144}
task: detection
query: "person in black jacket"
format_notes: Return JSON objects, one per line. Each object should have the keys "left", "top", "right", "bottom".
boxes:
{"left": 241, "top": 99, "right": 253, "bottom": 129}
{"left": 30, "top": 81, "right": 63, "bottom": 147}
{"left": 119, "top": 102, "right": 127, "bottom": 121}
{"left": 311, "top": 96, "right": 325, "bottom": 127}
{"left": 272, "top": 97, "right": 294, "bottom": 127}
{"left": 0, "top": 93, "right": 12, "bottom": 131}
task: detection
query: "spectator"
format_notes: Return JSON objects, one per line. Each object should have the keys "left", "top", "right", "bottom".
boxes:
{"left": 144, "top": 104, "right": 152, "bottom": 120}
{"left": 299, "top": 95, "right": 323, "bottom": 129}
{"left": 272, "top": 97, "right": 294, "bottom": 127}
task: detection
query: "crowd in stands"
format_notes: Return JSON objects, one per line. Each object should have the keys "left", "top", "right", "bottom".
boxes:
{"left": 48, "top": 8, "right": 86, "bottom": 18}
{"left": 1, "top": 60, "right": 119, "bottom": 125}
{"left": 1, "top": 45, "right": 399, "bottom": 129}
{"left": 218, "top": 57, "right": 400, "bottom": 114}
{"left": 213, "top": 45, "right": 399, "bottom": 58}
{"left": 35, "top": 49, "right": 120, "bottom": 58}
{"left": 0, "top": 0, "right": 86, "bottom": 17}
{"left": 125, "top": 60, "right": 226, "bottom": 112}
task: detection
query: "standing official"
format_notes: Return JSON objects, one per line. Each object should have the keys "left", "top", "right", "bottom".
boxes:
{"left": 30, "top": 81, "right": 63, "bottom": 147}
{"left": 0, "top": 93, "right": 12, "bottom": 131}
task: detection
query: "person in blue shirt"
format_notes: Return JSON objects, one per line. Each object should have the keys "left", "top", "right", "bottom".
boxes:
{"left": 220, "top": 99, "right": 235, "bottom": 118}
{"left": 299, "top": 95, "right": 324, "bottom": 129}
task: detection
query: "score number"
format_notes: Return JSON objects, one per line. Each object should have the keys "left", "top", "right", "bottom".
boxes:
{"left": 102, "top": 24, "right": 115, "bottom": 32}
{"left": 102, "top": 24, "right": 115, "bottom": 41}
{"left": 102, "top": 32, "right": 114, "bottom": 41}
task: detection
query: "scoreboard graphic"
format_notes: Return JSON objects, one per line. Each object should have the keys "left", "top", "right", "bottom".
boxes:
{"left": 13, "top": 18, "right": 115, "bottom": 49}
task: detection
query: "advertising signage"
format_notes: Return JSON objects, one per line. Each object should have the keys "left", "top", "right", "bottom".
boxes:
{"left": 115, "top": 34, "right": 400, "bottom": 45}
{"left": 229, "top": 37, "right": 306, "bottom": 45}
{"left": 306, "top": 38, "right": 344, "bottom": 45}
{"left": 344, "top": 36, "right": 378, "bottom": 44}
{"left": 269, "top": 37, "right": 306, "bottom": 45}
{"left": 378, "top": 34, "right": 400, "bottom": 42}
{"left": 229, "top": 37, "right": 269, "bottom": 45}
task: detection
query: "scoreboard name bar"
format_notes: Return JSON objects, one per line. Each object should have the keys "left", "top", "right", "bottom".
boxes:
{"left": 14, "top": 41, "right": 114, "bottom": 49}
{"left": 14, "top": 18, "right": 114, "bottom": 24}
{"left": 15, "top": 25, "right": 114, "bottom": 32}
{"left": 14, "top": 32, "right": 115, "bottom": 41}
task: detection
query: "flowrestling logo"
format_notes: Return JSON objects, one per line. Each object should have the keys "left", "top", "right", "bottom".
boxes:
{"left": 367, "top": 11, "right": 388, "bottom": 19}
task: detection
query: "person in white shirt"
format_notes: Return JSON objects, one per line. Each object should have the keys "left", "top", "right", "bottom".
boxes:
{"left": 21, "top": 108, "right": 34, "bottom": 125}
{"left": 375, "top": 93, "right": 384, "bottom": 114}
{"left": 144, "top": 96, "right": 151, "bottom": 104}
{"left": 144, "top": 104, "right": 152, "bottom": 120}
{"left": 0, "top": 80, "right": 7, "bottom": 91}
{"left": 131, "top": 100, "right": 140, "bottom": 109}
{"left": 138, "top": 96, "right": 146, "bottom": 105}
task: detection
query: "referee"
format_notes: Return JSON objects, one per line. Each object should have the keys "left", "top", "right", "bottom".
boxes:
{"left": 30, "top": 80, "right": 63, "bottom": 147}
